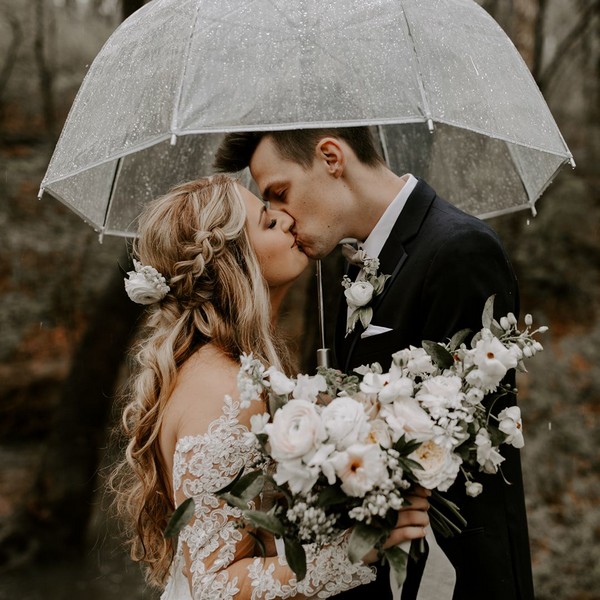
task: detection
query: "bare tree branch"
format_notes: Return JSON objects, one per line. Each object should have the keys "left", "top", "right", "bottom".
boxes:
{"left": 538, "top": 0, "right": 600, "bottom": 92}
{"left": 0, "top": 11, "right": 23, "bottom": 103}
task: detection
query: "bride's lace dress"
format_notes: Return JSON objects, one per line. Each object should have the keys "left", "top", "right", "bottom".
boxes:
{"left": 160, "top": 395, "right": 375, "bottom": 600}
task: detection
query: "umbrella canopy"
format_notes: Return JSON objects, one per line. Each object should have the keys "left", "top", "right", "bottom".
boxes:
{"left": 40, "top": 0, "right": 574, "bottom": 237}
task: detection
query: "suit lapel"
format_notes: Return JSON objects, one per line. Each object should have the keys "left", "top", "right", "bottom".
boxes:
{"left": 341, "top": 178, "right": 437, "bottom": 371}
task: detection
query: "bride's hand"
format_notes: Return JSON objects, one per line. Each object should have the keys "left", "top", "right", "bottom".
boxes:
{"left": 362, "top": 485, "right": 431, "bottom": 565}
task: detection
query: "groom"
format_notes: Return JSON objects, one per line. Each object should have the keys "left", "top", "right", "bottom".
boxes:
{"left": 214, "top": 127, "right": 535, "bottom": 600}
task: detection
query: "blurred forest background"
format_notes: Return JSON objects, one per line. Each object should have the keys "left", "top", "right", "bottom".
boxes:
{"left": 0, "top": 0, "right": 598, "bottom": 598}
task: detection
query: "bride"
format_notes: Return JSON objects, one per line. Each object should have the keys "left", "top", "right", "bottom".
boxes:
{"left": 111, "top": 175, "right": 430, "bottom": 599}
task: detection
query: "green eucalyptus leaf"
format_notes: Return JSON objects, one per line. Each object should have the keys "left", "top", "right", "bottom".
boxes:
{"left": 284, "top": 537, "right": 307, "bottom": 581}
{"left": 347, "top": 522, "right": 386, "bottom": 564}
{"left": 164, "top": 497, "right": 195, "bottom": 539}
{"left": 230, "top": 470, "right": 265, "bottom": 499}
{"left": 422, "top": 340, "right": 454, "bottom": 370}
{"left": 243, "top": 510, "right": 285, "bottom": 537}
{"left": 482, "top": 294, "right": 496, "bottom": 329}
{"left": 449, "top": 328, "right": 471, "bottom": 350}
{"left": 215, "top": 466, "right": 245, "bottom": 495}
{"left": 384, "top": 545, "right": 409, "bottom": 588}
{"left": 219, "top": 492, "right": 252, "bottom": 510}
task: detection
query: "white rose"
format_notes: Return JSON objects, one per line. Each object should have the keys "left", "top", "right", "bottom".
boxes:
{"left": 265, "top": 400, "right": 326, "bottom": 462}
{"left": 465, "top": 481, "right": 483, "bottom": 497}
{"left": 292, "top": 374, "right": 327, "bottom": 402}
{"left": 330, "top": 443, "right": 387, "bottom": 497}
{"left": 498, "top": 406, "right": 525, "bottom": 448}
{"left": 475, "top": 429, "right": 505, "bottom": 474}
{"left": 410, "top": 439, "right": 462, "bottom": 491}
{"left": 321, "top": 397, "right": 371, "bottom": 450}
{"left": 273, "top": 459, "right": 320, "bottom": 495}
{"left": 344, "top": 281, "right": 374, "bottom": 309}
{"left": 381, "top": 398, "right": 435, "bottom": 443}
{"left": 266, "top": 367, "right": 295, "bottom": 396}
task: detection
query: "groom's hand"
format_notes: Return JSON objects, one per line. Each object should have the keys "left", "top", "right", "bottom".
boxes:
{"left": 362, "top": 486, "right": 430, "bottom": 564}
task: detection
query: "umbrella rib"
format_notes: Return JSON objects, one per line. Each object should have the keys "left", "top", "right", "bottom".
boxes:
{"left": 102, "top": 156, "right": 123, "bottom": 234}
{"left": 170, "top": 0, "right": 204, "bottom": 138}
{"left": 399, "top": 0, "right": 434, "bottom": 129}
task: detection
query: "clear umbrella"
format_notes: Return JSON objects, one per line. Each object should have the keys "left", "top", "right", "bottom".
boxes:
{"left": 39, "top": 0, "right": 574, "bottom": 239}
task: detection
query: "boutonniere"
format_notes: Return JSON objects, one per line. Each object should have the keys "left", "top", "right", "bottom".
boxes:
{"left": 341, "top": 244, "right": 390, "bottom": 336}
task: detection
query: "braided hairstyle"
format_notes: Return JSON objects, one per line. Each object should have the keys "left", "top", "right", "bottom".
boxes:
{"left": 110, "top": 175, "right": 286, "bottom": 586}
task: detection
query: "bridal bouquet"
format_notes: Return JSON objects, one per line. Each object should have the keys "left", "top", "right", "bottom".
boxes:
{"left": 213, "top": 296, "right": 546, "bottom": 584}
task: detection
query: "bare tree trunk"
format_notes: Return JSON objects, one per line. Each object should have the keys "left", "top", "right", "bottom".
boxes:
{"left": 33, "top": 0, "right": 56, "bottom": 140}
{"left": 0, "top": 11, "right": 22, "bottom": 131}
{"left": 32, "top": 250, "right": 142, "bottom": 558}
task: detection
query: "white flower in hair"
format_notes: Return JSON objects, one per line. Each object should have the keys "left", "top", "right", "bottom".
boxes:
{"left": 124, "top": 259, "right": 170, "bottom": 305}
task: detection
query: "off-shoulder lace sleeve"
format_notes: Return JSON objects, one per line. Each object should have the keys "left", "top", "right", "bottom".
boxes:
{"left": 171, "top": 395, "right": 376, "bottom": 599}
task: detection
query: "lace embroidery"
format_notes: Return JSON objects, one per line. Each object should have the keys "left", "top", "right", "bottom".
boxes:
{"left": 168, "top": 394, "right": 376, "bottom": 599}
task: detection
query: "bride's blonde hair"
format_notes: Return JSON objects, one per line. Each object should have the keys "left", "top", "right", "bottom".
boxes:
{"left": 111, "top": 175, "right": 285, "bottom": 586}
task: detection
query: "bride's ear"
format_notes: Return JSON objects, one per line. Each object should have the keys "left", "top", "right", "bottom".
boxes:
{"left": 316, "top": 138, "right": 345, "bottom": 178}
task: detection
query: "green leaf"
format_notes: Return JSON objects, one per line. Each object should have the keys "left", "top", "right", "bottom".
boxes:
{"left": 449, "top": 328, "right": 471, "bottom": 350}
{"left": 219, "top": 492, "right": 252, "bottom": 510}
{"left": 347, "top": 522, "right": 386, "bottom": 563}
{"left": 269, "top": 393, "right": 287, "bottom": 416}
{"left": 230, "top": 470, "right": 265, "bottom": 499}
{"left": 317, "top": 485, "right": 348, "bottom": 507}
{"left": 215, "top": 467, "right": 245, "bottom": 495}
{"left": 422, "top": 340, "right": 454, "bottom": 370}
{"left": 164, "top": 497, "right": 195, "bottom": 539}
{"left": 284, "top": 537, "right": 307, "bottom": 581}
{"left": 243, "top": 510, "right": 285, "bottom": 537}
{"left": 384, "top": 545, "right": 409, "bottom": 589}
{"left": 482, "top": 294, "right": 496, "bottom": 329}
{"left": 359, "top": 306, "right": 373, "bottom": 329}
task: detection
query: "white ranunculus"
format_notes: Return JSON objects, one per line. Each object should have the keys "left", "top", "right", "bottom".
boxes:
{"left": 292, "top": 374, "right": 327, "bottom": 402}
{"left": 266, "top": 366, "right": 295, "bottom": 396}
{"left": 465, "top": 481, "right": 483, "bottom": 497}
{"left": 124, "top": 260, "right": 170, "bottom": 305}
{"left": 410, "top": 439, "right": 462, "bottom": 491}
{"left": 475, "top": 429, "right": 505, "bottom": 474}
{"left": 498, "top": 406, "right": 525, "bottom": 448}
{"left": 330, "top": 443, "right": 387, "bottom": 497}
{"left": 321, "top": 397, "right": 371, "bottom": 450}
{"left": 265, "top": 400, "right": 325, "bottom": 462}
{"left": 416, "top": 375, "right": 464, "bottom": 417}
{"left": 344, "top": 281, "right": 374, "bottom": 309}
{"left": 381, "top": 398, "right": 435, "bottom": 443}
{"left": 378, "top": 376, "right": 414, "bottom": 405}
{"left": 273, "top": 459, "right": 320, "bottom": 495}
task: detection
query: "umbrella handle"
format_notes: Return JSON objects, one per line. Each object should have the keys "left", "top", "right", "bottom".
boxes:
{"left": 316, "top": 260, "right": 331, "bottom": 368}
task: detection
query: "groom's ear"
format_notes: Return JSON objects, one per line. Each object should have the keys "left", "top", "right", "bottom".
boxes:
{"left": 315, "top": 137, "right": 345, "bottom": 178}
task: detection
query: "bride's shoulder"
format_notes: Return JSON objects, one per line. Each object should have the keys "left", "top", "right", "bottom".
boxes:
{"left": 163, "top": 344, "right": 241, "bottom": 440}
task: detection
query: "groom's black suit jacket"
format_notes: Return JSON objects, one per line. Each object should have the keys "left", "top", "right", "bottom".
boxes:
{"left": 333, "top": 179, "right": 535, "bottom": 600}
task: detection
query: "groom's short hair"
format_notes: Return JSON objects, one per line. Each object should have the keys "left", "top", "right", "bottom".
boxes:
{"left": 213, "top": 127, "right": 383, "bottom": 173}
